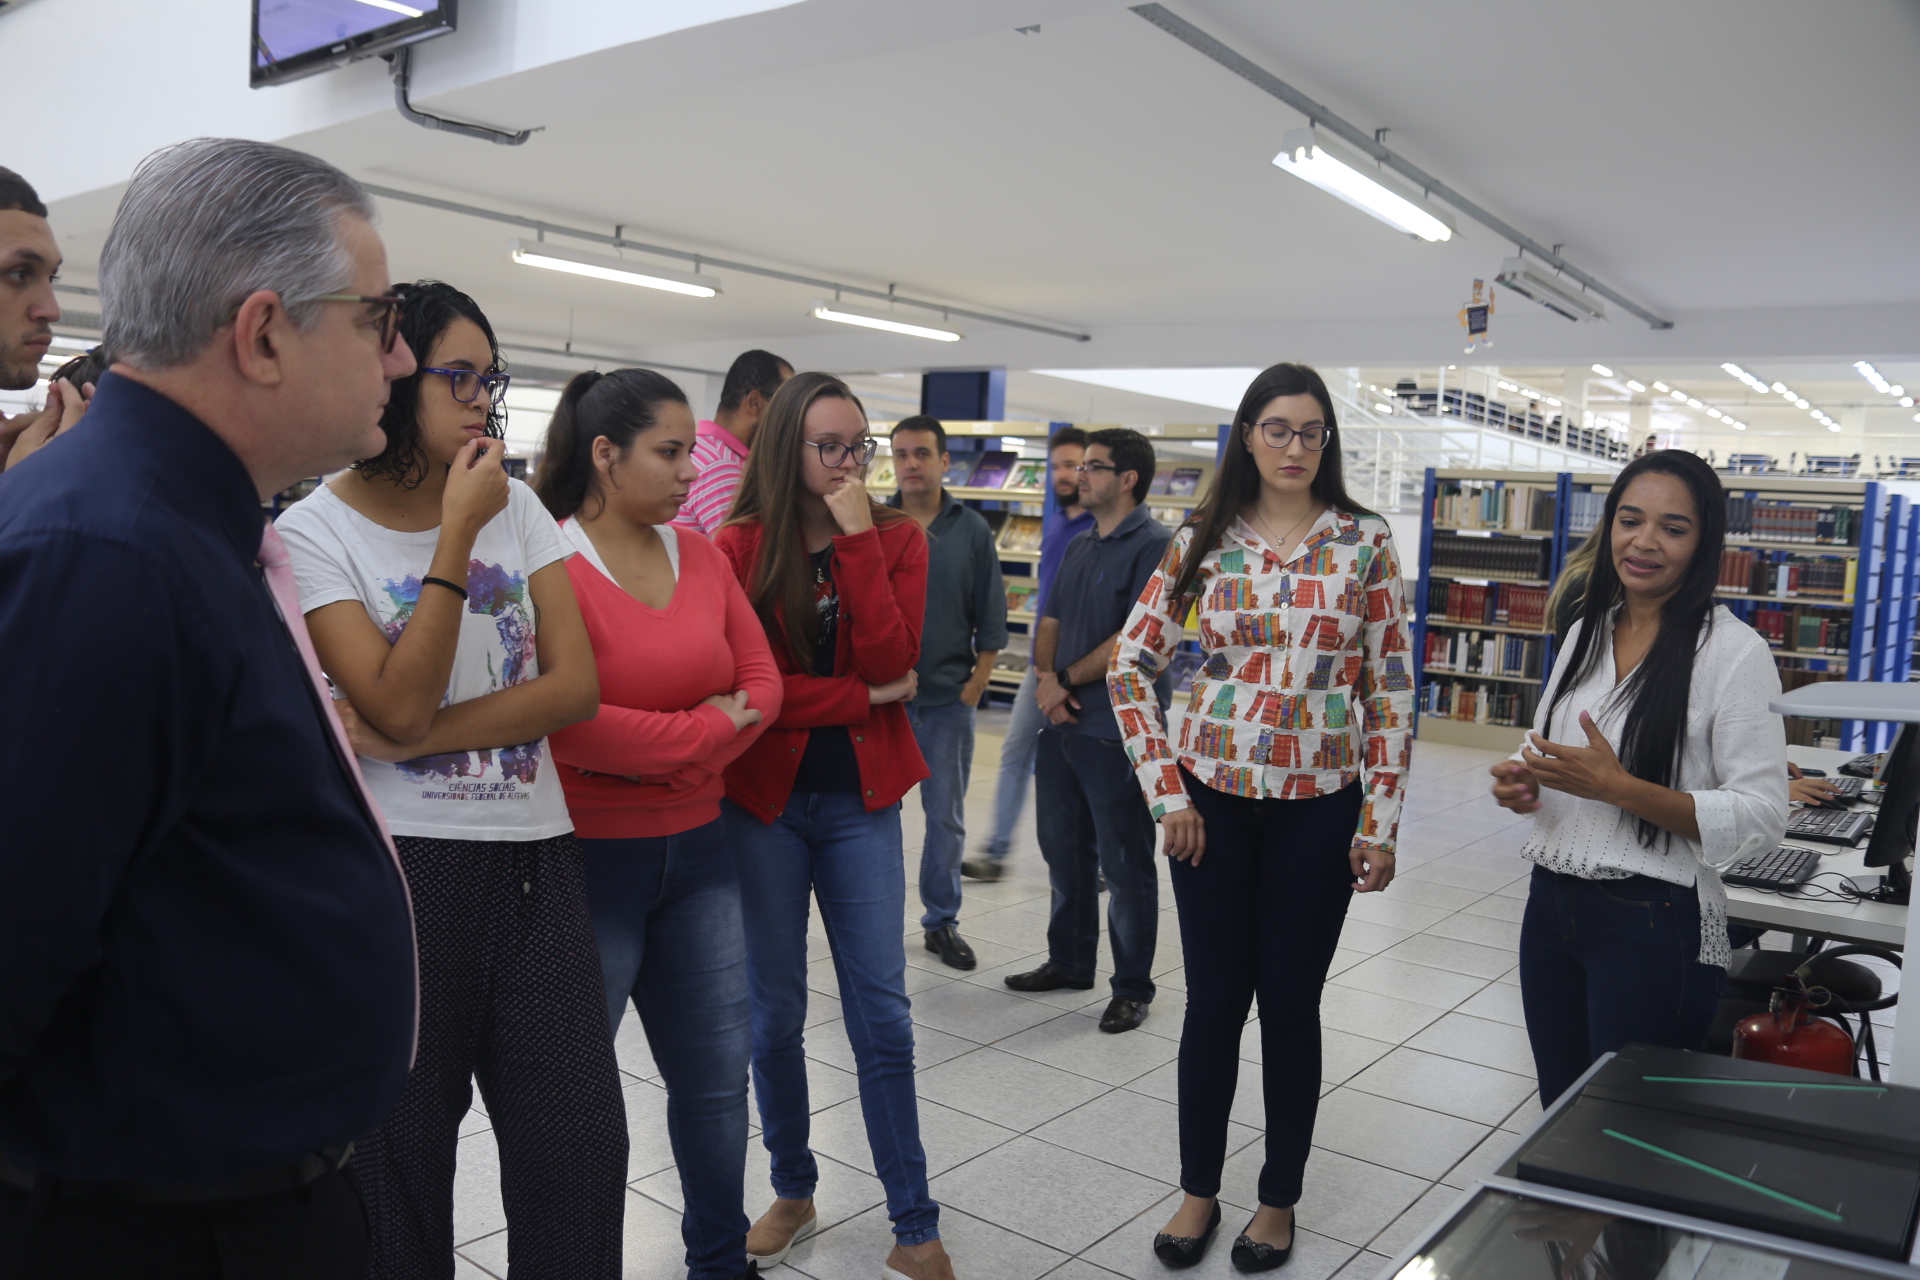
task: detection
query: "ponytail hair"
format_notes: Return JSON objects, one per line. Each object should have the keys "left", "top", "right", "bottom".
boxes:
{"left": 532, "top": 367, "right": 688, "bottom": 520}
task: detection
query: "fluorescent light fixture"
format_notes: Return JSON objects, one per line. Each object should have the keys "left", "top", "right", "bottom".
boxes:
{"left": 1626, "top": 380, "right": 1646, "bottom": 393}
{"left": 1829, "top": 423, "right": 1843, "bottom": 432}
{"left": 1271, "top": 128, "right": 1454, "bottom": 242}
{"left": 810, "top": 301, "right": 961, "bottom": 342}
{"left": 1794, "top": 398, "right": 1810, "bottom": 409}
{"left": 1545, "top": 397, "right": 1562, "bottom": 407}
{"left": 1671, "top": 391, "right": 1686, "bottom": 402}
{"left": 1707, "top": 408, "right": 1724, "bottom": 419}
{"left": 1591, "top": 364, "right": 1614, "bottom": 377}
{"left": 1771, "top": 382, "right": 1788, "bottom": 394}
{"left": 508, "top": 239, "right": 720, "bottom": 298}
{"left": 1374, "top": 402, "right": 1393, "bottom": 414}
{"left": 1653, "top": 381, "right": 1671, "bottom": 393}
{"left": 1902, "top": 397, "right": 1915, "bottom": 408}
{"left": 1731, "top": 421, "right": 1747, "bottom": 431}
{"left": 1686, "top": 398, "right": 1703, "bottom": 409}
{"left": 355, "top": 0, "right": 425, "bottom": 15}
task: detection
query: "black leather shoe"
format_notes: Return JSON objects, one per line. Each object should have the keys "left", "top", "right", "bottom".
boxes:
{"left": 923, "top": 925, "right": 977, "bottom": 970}
{"left": 961, "top": 855, "right": 1005, "bottom": 881}
{"left": 1153, "top": 1199, "right": 1221, "bottom": 1269}
{"left": 1003, "top": 961, "right": 1095, "bottom": 992}
{"left": 1231, "top": 1210, "right": 1295, "bottom": 1272}
{"left": 1099, "top": 996, "right": 1149, "bottom": 1033}
{"left": 727, "top": 1265, "right": 759, "bottom": 1280}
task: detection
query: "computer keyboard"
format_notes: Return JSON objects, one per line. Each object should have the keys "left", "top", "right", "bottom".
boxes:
{"left": 1841, "top": 753, "right": 1886, "bottom": 779}
{"left": 1785, "top": 806, "right": 1874, "bottom": 846}
{"left": 1828, "top": 775, "right": 1867, "bottom": 800}
{"left": 1723, "top": 845, "right": 1824, "bottom": 889}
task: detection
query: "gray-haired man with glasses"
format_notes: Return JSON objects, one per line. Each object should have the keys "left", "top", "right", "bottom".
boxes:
{"left": 0, "top": 138, "right": 419, "bottom": 1277}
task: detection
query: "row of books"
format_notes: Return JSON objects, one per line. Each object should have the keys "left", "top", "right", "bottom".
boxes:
{"left": 1429, "top": 532, "right": 1553, "bottom": 581}
{"left": 1421, "top": 630, "right": 1546, "bottom": 680}
{"left": 1418, "top": 678, "right": 1539, "bottom": 729}
{"left": 1004, "top": 580, "right": 1037, "bottom": 615}
{"left": 1567, "top": 488, "right": 1608, "bottom": 537}
{"left": 996, "top": 514, "right": 1044, "bottom": 553}
{"left": 1716, "top": 550, "right": 1855, "bottom": 601}
{"left": 1425, "top": 580, "right": 1550, "bottom": 630}
{"left": 1747, "top": 605, "right": 1854, "bottom": 654}
{"left": 1147, "top": 466, "right": 1209, "bottom": 499}
{"left": 1430, "top": 482, "right": 1557, "bottom": 532}
{"left": 935, "top": 451, "right": 1047, "bottom": 491}
{"left": 1727, "top": 498, "right": 1857, "bottom": 545}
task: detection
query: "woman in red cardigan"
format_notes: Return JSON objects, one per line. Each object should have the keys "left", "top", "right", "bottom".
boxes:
{"left": 713, "top": 373, "right": 958, "bottom": 1280}
{"left": 534, "top": 367, "right": 782, "bottom": 1280}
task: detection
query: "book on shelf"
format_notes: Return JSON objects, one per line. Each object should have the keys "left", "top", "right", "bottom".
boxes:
{"left": 1008, "top": 459, "right": 1045, "bottom": 490}
{"left": 1165, "top": 467, "right": 1204, "bottom": 498}
{"left": 999, "top": 514, "right": 1043, "bottom": 552}
{"left": 1430, "top": 481, "right": 1557, "bottom": 532}
{"left": 1004, "top": 580, "right": 1038, "bottom": 614}
{"left": 1716, "top": 549, "right": 1855, "bottom": 601}
{"left": 967, "top": 451, "right": 1016, "bottom": 490}
{"left": 1147, "top": 470, "right": 1173, "bottom": 496}
{"left": 1425, "top": 580, "right": 1549, "bottom": 630}
{"left": 1745, "top": 605, "right": 1852, "bottom": 655}
{"left": 1726, "top": 497, "right": 1857, "bottom": 545}
{"left": 940, "top": 454, "right": 980, "bottom": 487}
{"left": 1567, "top": 488, "right": 1607, "bottom": 537}
{"left": 1428, "top": 532, "right": 1552, "bottom": 581}
{"left": 1418, "top": 676, "right": 1538, "bottom": 729}
{"left": 1421, "top": 629, "right": 1544, "bottom": 680}
{"left": 866, "top": 457, "right": 896, "bottom": 490}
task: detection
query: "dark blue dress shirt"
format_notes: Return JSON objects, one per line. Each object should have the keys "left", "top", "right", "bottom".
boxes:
{"left": 1044, "top": 505, "right": 1173, "bottom": 739}
{"left": 0, "top": 373, "right": 416, "bottom": 1182}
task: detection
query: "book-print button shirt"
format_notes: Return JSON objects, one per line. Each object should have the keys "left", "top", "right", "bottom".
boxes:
{"left": 1108, "top": 509, "right": 1415, "bottom": 851}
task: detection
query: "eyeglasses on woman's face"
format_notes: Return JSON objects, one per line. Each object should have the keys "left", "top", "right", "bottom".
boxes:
{"left": 1247, "top": 419, "right": 1332, "bottom": 451}
{"left": 421, "top": 367, "right": 511, "bottom": 407}
{"left": 803, "top": 436, "right": 879, "bottom": 468}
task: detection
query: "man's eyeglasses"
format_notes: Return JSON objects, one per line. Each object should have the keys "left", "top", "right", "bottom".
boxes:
{"left": 1073, "top": 461, "right": 1118, "bottom": 474}
{"left": 219, "top": 293, "right": 405, "bottom": 354}
{"left": 1248, "top": 419, "right": 1332, "bottom": 451}
{"left": 422, "top": 367, "right": 511, "bottom": 408}
{"left": 804, "top": 437, "right": 879, "bottom": 468}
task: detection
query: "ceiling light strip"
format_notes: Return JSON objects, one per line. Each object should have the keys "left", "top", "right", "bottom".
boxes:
{"left": 361, "top": 183, "right": 1090, "bottom": 343}
{"left": 1128, "top": 3, "right": 1673, "bottom": 331}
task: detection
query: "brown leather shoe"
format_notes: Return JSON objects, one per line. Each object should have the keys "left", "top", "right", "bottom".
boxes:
{"left": 883, "top": 1239, "right": 957, "bottom": 1280}
{"left": 746, "top": 1198, "right": 817, "bottom": 1268}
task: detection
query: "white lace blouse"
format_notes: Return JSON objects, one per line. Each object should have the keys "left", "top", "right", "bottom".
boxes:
{"left": 1512, "top": 606, "right": 1789, "bottom": 967}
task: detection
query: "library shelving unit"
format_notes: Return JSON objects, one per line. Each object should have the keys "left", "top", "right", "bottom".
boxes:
{"left": 1412, "top": 470, "right": 1569, "bottom": 751}
{"left": 873, "top": 422, "right": 1228, "bottom": 702}
{"left": 1414, "top": 467, "right": 1920, "bottom": 753}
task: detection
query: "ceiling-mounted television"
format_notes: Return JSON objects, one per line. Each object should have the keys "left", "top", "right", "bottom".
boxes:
{"left": 252, "top": 0, "right": 456, "bottom": 88}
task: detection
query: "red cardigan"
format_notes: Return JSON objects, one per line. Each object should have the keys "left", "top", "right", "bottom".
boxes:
{"left": 549, "top": 526, "right": 783, "bottom": 839}
{"left": 713, "top": 517, "right": 930, "bottom": 822}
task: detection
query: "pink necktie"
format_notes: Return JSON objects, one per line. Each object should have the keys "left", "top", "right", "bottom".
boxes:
{"left": 259, "top": 519, "right": 418, "bottom": 1058}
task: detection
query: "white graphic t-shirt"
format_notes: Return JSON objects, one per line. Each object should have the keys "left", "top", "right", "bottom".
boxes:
{"left": 276, "top": 478, "right": 575, "bottom": 841}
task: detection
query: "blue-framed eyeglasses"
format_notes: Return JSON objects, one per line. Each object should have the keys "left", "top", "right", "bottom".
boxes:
{"left": 422, "top": 367, "right": 511, "bottom": 407}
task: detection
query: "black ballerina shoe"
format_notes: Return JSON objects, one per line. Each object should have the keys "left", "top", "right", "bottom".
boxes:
{"left": 1152, "top": 1199, "right": 1222, "bottom": 1269}
{"left": 1230, "top": 1209, "right": 1296, "bottom": 1272}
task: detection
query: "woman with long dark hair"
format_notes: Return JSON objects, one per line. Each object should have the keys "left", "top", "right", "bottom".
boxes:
{"left": 1491, "top": 450, "right": 1787, "bottom": 1106}
{"left": 711, "top": 373, "right": 959, "bottom": 1280}
{"left": 1110, "top": 363, "right": 1413, "bottom": 1272}
{"left": 276, "top": 280, "right": 627, "bottom": 1278}
{"left": 534, "top": 368, "right": 782, "bottom": 1280}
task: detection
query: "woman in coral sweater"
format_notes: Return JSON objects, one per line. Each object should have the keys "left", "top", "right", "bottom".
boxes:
{"left": 713, "top": 373, "right": 960, "bottom": 1280}
{"left": 534, "top": 368, "right": 781, "bottom": 1280}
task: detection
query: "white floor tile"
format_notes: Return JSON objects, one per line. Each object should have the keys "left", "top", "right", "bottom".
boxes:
{"left": 999, "top": 1007, "right": 1181, "bottom": 1086}
{"left": 1081, "top": 1190, "right": 1360, "bottom": 1280}
{"left": 1310, "top": 1089, "right": 1491, "bottom": 1181}
{"left": 1407, "top": 1012, "right": 1538, "bottom": 1076}
{"left": 1455, "top": 981, "right": 1527, "bottom": 1028}
{"left": 1379, "top": 933, "right": 1514, "bottom": 980}
{"left": 916, "top": 1046, "right": 1111, "bottom": 1132}
{"left": 1422, "top": 911, "right": 1522, "bottom": 952}
{"left": 1460, "top": 892, "right": 1527, "bottom": 923}
{"left": 1221, "top": 1146, "right": 1427, "bottom": 1250}
{"left": 1329, "top": 954, "right": 1490, "bottom": 1010}
{"left": 931, "top": 1135, "right": 1173, "bottom": 1254}
{"left": 1344, "top": 1047, "right": 1537, "bottom": 1126}
{"left": 1367, "top": 1182, "right": 1468, "bottom": 1257}
{"left": 1030, "top": 1089, "right": 1256, "bottom": 1182}
{"left": 1319, "top": 984, "right": 1447, "bottom": 1044}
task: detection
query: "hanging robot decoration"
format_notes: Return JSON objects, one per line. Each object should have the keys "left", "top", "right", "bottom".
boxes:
{"left": 1459, "top": 279, "right": 1493, "bottom": 353}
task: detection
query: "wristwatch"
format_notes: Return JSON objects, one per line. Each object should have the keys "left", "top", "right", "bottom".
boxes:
{"left": 1056, "top": 667, "right": 1073, "bottom": 687}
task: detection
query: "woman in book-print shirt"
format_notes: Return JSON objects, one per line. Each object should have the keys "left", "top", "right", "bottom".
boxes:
{"left": 1110, "top": 362, "right": 1413, "bottom": 1274}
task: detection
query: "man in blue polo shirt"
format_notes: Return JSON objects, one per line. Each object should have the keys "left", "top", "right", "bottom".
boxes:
{"left": 0, "top": 139, "right": 418, "bottom": 1277}
{"left": 1003, "top": 428, "right": 1171, "bottom": 1034}
{"left": 964, "top": 426, "right": 1092, "bottom": 881}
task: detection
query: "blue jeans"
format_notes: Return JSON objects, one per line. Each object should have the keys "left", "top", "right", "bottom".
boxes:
{"left": 1519, "top": 865, "right": 1727, "bottom": 1108}
{"left": 985, "top": 668, "right": 1045, "bottom": 860}
{"left": 724, "top": 793, "right": 939, "bottom": 1246}
{"left": 907, "top": 699, "right": 976, "bottom": 930}
{"left": 1033, "top": 728, "right": 1159, "bottom": 1001}
{"left": 580, "top": 820, "right": 751, "bottom": 1280}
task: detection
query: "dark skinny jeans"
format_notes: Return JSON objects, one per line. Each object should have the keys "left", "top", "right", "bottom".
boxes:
{"left": 1170, "top": 771, "right": 1363, "bottom": 1208}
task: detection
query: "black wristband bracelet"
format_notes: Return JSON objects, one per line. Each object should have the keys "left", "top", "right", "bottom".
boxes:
{"left": 421, "top": 575, "right": 469, "bottom": 601}
{"left": 1056, "top": 667, "right": 1073, "bottom": 687}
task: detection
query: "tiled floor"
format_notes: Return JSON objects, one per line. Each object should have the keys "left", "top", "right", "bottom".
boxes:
{"left": 442, "top": 726, "right": 1894, "bottom": 1279}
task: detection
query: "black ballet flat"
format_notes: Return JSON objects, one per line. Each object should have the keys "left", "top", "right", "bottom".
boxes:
{"left": 1152, "top": 1200, "right": 1221, "bottom": 1269}
{"left": 1230, "top": 1210, "right": 1295, "bottom": 1272}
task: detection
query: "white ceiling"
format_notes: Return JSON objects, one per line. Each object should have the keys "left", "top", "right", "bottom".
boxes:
{"left": 25, "top": 0, "right": 1920, "bottom": 422}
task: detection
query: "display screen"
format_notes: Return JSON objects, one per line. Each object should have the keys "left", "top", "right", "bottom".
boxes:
{"left": 252, "top": 0, "right": 455, "bottom": 87}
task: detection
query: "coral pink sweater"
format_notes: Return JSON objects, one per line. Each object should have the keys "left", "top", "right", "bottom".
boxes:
{"left": 549, "top": 523, "right": 782, "bottom": 838}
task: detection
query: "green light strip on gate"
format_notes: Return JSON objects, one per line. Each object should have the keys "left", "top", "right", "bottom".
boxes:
{"left": 1601, "top": 1129, "right": 1844, "bottom": 1222}
{"left": 1642, "top": 1075, "right": 1886, "bottom": 1094}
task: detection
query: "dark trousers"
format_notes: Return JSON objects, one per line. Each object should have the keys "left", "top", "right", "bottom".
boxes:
{"left": 582, "top": 820, "right": 751, "bottom": 1280}
{"left": 1520, "top": 865, "right": 1726, "bottom": 1108}
{"left": 0, "top": 1165, "right": 366, "bottom": 1280}
{"left": 353, "top": 834, "right": 628, "bottom": 1280}
{"left": 1033, "top": 729, "right": 1160, "bottom": 1001}
{"left": 1171, "top": 774, "right": 1363, "bottom": 1208}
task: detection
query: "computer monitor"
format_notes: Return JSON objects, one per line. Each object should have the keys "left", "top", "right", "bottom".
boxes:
{"left": 1861, "top": 722, "right": 1919, "bottom": 903}
{"left": 252, "top": 0, "right": 456, "bottom": 88}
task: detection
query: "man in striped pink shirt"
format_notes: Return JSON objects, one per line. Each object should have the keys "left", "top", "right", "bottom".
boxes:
{"left": 674, "top": 349, "right": 791, "bottom": 535}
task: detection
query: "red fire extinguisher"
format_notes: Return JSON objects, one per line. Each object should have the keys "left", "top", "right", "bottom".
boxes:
{"left": 1732, "top": 990, "right": 1857, "bottom": 1076}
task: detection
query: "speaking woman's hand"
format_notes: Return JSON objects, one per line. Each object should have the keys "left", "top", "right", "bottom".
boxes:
{"left": 1160, "top": 808, "right": 1206, "bottom": 864}
{"left": 1350, "top": 843, "right": 1395, "bottom": 892}
{"left": 1522, "top": 710, "right": 1633, "bottom": 804}
{"left": 1490, "top": 759, "right": 1543, "bottom": 813}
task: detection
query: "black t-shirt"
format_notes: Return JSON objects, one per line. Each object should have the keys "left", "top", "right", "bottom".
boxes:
{"left": 792, "top": 545, "right": 862, "bottom": 792}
